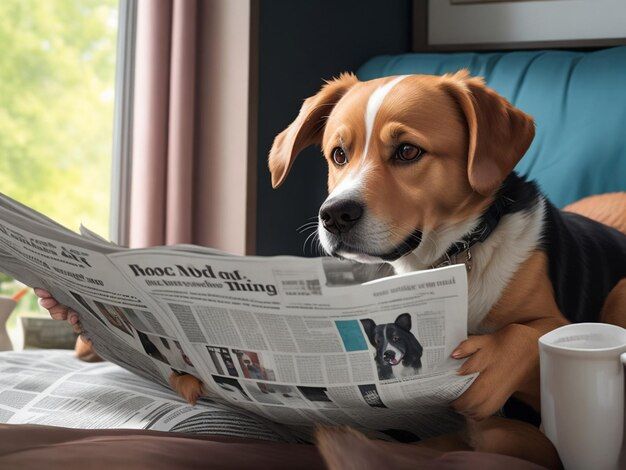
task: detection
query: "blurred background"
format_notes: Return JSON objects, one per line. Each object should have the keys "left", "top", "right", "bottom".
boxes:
{"left": 0, "top": 0, "right": 118, "bottom": 340}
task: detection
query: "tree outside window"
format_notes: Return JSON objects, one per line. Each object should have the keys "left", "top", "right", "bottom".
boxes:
{"left": 0, "top": 0, "right": 119, "bottom": 341}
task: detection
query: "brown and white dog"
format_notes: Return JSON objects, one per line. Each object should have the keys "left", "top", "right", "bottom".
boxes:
{"left": 265, "top": 71, "right": 626, "bottom": 468}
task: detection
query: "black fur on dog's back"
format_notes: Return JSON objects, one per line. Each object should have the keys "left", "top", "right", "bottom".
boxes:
{"left": 496, "top": 173, "right": 626, "bottom": 324}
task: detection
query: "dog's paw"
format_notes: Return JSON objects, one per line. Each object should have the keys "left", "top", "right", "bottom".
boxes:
{"left": 169, "top": 372, "right": 204, "bottom": 405}
{"left": 451, "top": 324, "right": 539, "bottom": 420}
{"left": 74, "top": 336, "right": 103, "bottom": 363}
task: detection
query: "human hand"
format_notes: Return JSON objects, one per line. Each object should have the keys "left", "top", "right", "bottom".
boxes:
{"left": 33, "top": 288, "right": 85, "bottom": 338}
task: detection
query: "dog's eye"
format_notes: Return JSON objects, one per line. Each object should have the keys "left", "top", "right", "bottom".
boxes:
{"left": 392, "top": 336, "right": 400, "bottom": 342}
{"left": 332, "top": 147, "right": 348, "bottom": 166}
{"left": 394, "top": 143, "right": 423, "bottom": 162}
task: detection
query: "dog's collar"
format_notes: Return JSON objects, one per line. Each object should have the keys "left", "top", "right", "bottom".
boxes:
{"left": 379, "top": 229, "right": 423, "bottom": 262}
{"left": 432, "top": 196, "right": 511, "bottom": 271}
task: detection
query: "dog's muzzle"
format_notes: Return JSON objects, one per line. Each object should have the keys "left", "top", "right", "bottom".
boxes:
{"left": 318, "top": 198, "right": 422, "bottom": 262}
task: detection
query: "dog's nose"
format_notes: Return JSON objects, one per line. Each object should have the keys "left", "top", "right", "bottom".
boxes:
{"left": 319, "top": 199, "right": 363, "bottom": 234}
{"left": 383, "top": 350, "right": 395, "bottom": 361}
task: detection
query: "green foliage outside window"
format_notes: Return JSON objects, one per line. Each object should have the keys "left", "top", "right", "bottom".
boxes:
{"left": 0, "top": 0, "right": 118, "bottom": 333}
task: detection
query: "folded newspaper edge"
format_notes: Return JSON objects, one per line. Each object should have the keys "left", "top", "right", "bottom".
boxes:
{"left": 0, "top": 349, "right": 297, "bottom": 442}
{"left": 0, "top": 192, "right": 477, "bottom": 440}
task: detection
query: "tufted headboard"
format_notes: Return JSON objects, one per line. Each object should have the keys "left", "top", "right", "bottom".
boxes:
{"left": 357, "top": 46, "right": 626, "bottom": 208}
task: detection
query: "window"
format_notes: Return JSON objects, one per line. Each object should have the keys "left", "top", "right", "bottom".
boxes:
{"left": 0, "top": 0, "right": 122, "bottom": 345}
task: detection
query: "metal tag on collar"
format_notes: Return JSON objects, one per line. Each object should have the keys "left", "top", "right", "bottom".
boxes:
{"left": 433, "top": 243, "right": 472, "bottom": 271}
{"left": 457, "top": 241, "right": 473, "bottom": 272}
{"left": 465, "top": 246, "right": 473, "bottom": 272}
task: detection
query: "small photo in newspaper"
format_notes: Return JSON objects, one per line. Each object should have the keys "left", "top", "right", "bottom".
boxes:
{"left": 360, "top": 313, "right": 424, "bottom": 381}
{"left": 296, "top": 386, "right": 337, "bottom": 409}
{"left": 243, "top": 382, "right": 307, "bottom": 407}
{"left": 69, "top": 291, "right": 108, "bottom": 327}
{"left": 206, "top": 346, "right": 239, "bottom": 377}
{"left": 233, "top": 349, "right": 276, "bottom": 381}
{"left": 358, "top": 384, "right": 387, "bottom": 408}
{"left": 211, "top": 376, "right": 252, "bottom": 402}
{"left": 321, "top": 258, "right": 393, "bottom": 287}
{"left": 92, "top": 300, "right": 136, "bottom": 337}
{"left": 137, "top": 331, "right": 197, "bottom": 374}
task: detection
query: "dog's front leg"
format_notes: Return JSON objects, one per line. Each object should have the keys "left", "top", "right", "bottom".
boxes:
{"left": 450, "top": 318, "right": 566, "bottom": 420}
{"left": 169, "top": 371, "right": 204, "bottom": 405}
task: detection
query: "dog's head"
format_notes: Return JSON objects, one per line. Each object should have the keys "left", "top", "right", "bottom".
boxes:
{"left": 268, "top": 71, "right": 534, "bottom": 266}
{"left": 361, "top": 313, "right": 416, "bottom": 366}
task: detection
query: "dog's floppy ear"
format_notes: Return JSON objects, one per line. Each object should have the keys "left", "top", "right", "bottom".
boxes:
{"left": 394, "top": 313, "right": 412, "bottom": 331}
{"left": 268, "top": 73, "right": 358, "bottom": 188}
{"left": 441, "top": 70, "right": 535, "bottom": 196}
{"left": 360, "top": 319, "right": 377, "bottom": 346}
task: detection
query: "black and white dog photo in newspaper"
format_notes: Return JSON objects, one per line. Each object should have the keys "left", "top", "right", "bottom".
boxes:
{"left": 361, "top": 313, "right": 423, "bottom": 380}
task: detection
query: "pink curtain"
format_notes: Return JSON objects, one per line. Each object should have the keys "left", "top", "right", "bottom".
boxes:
{"left": 128, "top": 0, "right": 253, "bottom": 253}
{"left": 129, "top": 0, "right": 198, "bottom": 248}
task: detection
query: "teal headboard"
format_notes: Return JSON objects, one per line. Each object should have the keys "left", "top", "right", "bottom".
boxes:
{"left": 358, "top": 47, "right": 626, "bottom": 208}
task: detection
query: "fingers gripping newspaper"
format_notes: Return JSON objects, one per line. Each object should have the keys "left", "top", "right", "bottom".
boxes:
{"left": 0, "top": 192, "right": 476, "bottom": 440}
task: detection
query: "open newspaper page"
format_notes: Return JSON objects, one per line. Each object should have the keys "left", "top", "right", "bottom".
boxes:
{"left": 0, "top": 202, "right": 184, "bottom": 388}
{"left": 0, "top": 192, "right": 476, "bottom": 440}
{"left": 107, "top": 250, "right": 475, "bottom": 438}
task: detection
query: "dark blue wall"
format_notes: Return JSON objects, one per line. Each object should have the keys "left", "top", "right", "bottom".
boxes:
{"left": 255, "top": 0, "right": 412, "bottom": 256}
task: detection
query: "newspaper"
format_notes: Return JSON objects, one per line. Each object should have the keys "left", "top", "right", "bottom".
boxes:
{"left": 0, "top": 192, "right": 476, "bottom": 440}
{"left": 0, "top": 350, "right": 295, "bottom": 442}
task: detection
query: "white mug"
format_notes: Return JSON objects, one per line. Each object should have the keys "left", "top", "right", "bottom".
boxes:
{"left": 539, "top": 323, "right": 626, "bottom": 470}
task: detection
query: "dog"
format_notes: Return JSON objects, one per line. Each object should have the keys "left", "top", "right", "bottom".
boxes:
{"left": 51, "top": 69, "right": 625, "bottom": 469}
{"left": 266, "top": 71, "right": 626, "bottom": 467}
{"left": 361, "top": 313, "right": 423, "bottom": 380}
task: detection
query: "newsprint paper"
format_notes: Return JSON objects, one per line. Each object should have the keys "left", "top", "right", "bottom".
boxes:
{"left": 0, "top": 192, "right": 476, "bottom": 441}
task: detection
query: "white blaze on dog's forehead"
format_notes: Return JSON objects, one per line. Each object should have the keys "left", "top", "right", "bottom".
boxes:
{"left": 326, "top": 159, "right": 374, "bottom": 200}
{"left": 326, "top": 76, "right": 407, "bottom": 202}
{"left": 363, "top": 75, "right": 409, "bottom": 158}
{"left": 327, "top": 170, "right": 359, "bottom": 200}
